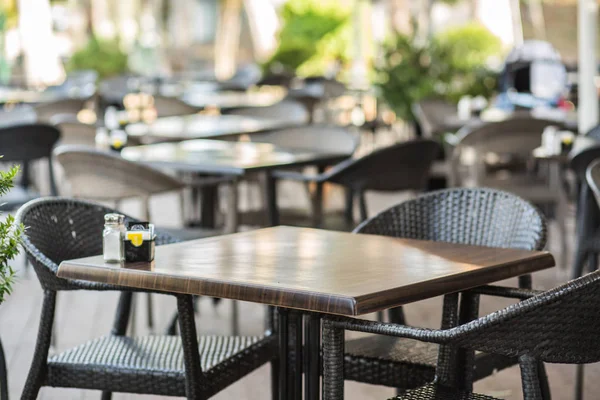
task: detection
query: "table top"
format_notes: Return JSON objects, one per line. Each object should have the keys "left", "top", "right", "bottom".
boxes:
{"left": 443, "top": 109, "right": 578, "bottom": 135}
{"left": 180, "top": 89, "right": 286, "bottom": 109}
{"left": 125, "top": 114, "right": 302, "bottom": 143}
{"left": 57, "top": 226, "right": 555, "bottom": 316}
{"left": 121, "top": 139, "right": 350, "bottom": 175}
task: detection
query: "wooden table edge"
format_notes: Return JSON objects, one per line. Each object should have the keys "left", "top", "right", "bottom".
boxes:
{"left": 57, "top": 262, "right": 359, "bottom": 315}
{"left": 354, "top": 251, "right": 556, "bottom": 315}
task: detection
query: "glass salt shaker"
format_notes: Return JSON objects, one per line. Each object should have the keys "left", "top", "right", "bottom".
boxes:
{"left": 103, "top": 213, "right": 125, "bottom": 263}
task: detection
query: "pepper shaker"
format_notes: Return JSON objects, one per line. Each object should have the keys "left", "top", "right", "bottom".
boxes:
{"left": 103, "top": 213, "right": 125, "bottom": 263}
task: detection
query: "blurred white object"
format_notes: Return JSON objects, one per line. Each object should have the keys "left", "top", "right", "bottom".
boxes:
{"left": 457, "top": 96, "right": 472, "bottom": 120}
{"left": 95, "top": 127, "right": 109, "bottom": 150}
{"left": 477, "top": 0, "right": 519, "bottom": 46}
{"left": 18, "top": 0, "right": 65, "bottom": 87}
{"left": 542, "top": 125, "right": 560, "bottom": 155}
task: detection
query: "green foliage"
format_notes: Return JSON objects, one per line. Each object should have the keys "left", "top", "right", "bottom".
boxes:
{"left": 263, "top": 0, "right": 351, "bottom": 77}
{"left": 67, "top": 36, "right": 128, "bottom": 79}
{"left": 375, "top": 23, "right": 503, "bottom": 121}
{"left": 0, "top": 164, "right": 23, "bottom": 304}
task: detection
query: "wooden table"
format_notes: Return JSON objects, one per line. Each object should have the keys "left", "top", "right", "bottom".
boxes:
{"left": 125, "top": 114, "right": 303, "bottom": 144}
{"left": 180, "top": 89, "right": 286, "bottom": 109}
{"left": 121, "top": 139, "right": 352, "bottom": 229}
{"left": 58, "top": 226, "right": 555, "bottom": 400}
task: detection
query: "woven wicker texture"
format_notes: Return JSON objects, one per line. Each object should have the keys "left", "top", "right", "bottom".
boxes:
{"left": 47, "top": 335, "right": 276, "bottom": 397}
{"left": 354, "top": 187, "right": 546, "bottom": 251}
{"left": 388, "top": 384, "right": 500, "bottom": 400}
{"left": 16, "top": 198, "right": 278, "bottom": 400}
{"left": 342, "top": 188, "right": 546, "bottom": 390}
{"left": 15, "top": 197, "right": 179, "bottom": 292}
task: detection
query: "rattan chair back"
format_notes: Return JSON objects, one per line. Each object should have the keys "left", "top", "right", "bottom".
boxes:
{"left": 327, "top": 139, "right": 440, "bottom": 192}
{"left": 354, "top": 187, "right": 546, "bottom": 251}
{"left": 53, "top": 145, "right": 183, "bottom": 200}
{"left": 16, "top": 197, "right": 178, "bottom": 291}
{"left": 0, "top": 123, "right": 59, "bottom": 164}
{"left": 412, "top": 98, "right": 457, "bottom": 138}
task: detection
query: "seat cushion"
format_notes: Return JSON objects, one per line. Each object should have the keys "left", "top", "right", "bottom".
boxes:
{"left": 389, "top": 383, "right": 501, "bottom": 399}
{"left": 344, "top": 336, "right": 516, "bottom": 389}
{"left": 47, "top": 334, "right": 276, "bottom": 397}
{"left": 344, "top": 336, "right": 438, "bottom": 389}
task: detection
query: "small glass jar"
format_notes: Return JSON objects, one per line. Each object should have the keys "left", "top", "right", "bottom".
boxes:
{"left": 103, "top": 213, "right": 125, "bottom": 263}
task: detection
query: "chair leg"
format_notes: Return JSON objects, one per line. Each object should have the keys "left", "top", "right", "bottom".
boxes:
{"left": 575, "top": 364, "right": 584, "bottom": 400}
{"left": 537, "top": 361, "right": 551, "bottom": 400}
{"left": 344, "top": 188, "right": 353, "bottom": 223}
{"left": 0, "top": 336, "right": 8, "bottom": 400}
{"left": 146, "top": 293, "right": 154, "bottom": 333}
{"left": 176, "top": 294, "right": 203, "bottom": 400}
{"left": 270, "top": 359, "right": 279, "bottom": 400}
{"left": 519, "top": 355, "right": 544, "bottom": 400}
{"left": 322, "top": 320, "right": 345, "bottom": 400}
{"left": 231, "top": 300, "right": 239, "bottom": 336}
{"left": 572, "top": 249, "right": 590, "bottom": 280}
{"left": 358, "top": 191, "right": 368, "bottom": 222}
{"left": 21, "top": 290, "right": 56, "bottom": 400}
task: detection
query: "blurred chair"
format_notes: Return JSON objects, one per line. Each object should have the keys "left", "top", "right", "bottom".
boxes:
{"left": 268, "top": 139, "right": 440, "bottom": 226}
{"left": 153, "top": 94, "right": 202, "bottom": 118}
{"left": 51, "top": 116, "right": 97, "bottom": 147}
{"left": 0, "top": 105, "right": 37, "bottom": 128}
{"left": 571, "top": 139, "right": 600, "bottom": 282}
{"left": 241, "top": 125, "right": 358, "bottom": 228}
{"left": 53, "top": 145, "right": 184, "bottom": 223}
{"left": 225, "top": 99, "right": 310, "bottom": 125}
{"left": 34, "top": 98, "right": 90, "bottom": 123}
{"left": 322, "top": 187, "right": 547, "bottom": 396}
{"left": 412, "top": 98, "right": 457, "bottom": 138}
{"left": 53, "top": 145, "right": 236, "bottom": 332}
{"left": 449, "top": 117, "right": 567, "bottom": 267}
{"left": 0, "top": 124, "right": 60, "bottom": 210}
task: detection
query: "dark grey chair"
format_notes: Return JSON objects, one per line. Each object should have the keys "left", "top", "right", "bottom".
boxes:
{"left": 267, "top": 139, "right": 440, "bottom": 226}
{"left": 322, "top": 267, "right": 600, "bottom": 400}
{"left": 412, "top": 98, "right": 457, "bottom": 138}
{"left": 337, "top": 188, "right": 547, "bottom": 394}
{"left": 0, "top": 124, "right": 60, "bottom": 210}
{"left": 15, "top": 198, "right": 277, "bottom": 400}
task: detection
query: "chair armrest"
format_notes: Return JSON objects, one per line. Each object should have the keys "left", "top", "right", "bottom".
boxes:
{"left": 324, "top": 315, "right": 452, "bottom": 345}
{"left": 464, "top": 285, "right": 542, "bottom": 300}
{"left": 270, "top": 170, "right": 326, "bottom": 182}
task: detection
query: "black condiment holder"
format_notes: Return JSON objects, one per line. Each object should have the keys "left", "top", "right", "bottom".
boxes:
{"left": 124, "top": 236, "right": 155, "bottom": 262}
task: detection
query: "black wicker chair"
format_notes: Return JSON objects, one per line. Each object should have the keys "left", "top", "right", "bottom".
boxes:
{"left": 267, "top": 139, "right": 440, "bottom": 227}
{"left": 340, "top": 188, "right": 548, "bottom": 393}
{"left": 322, "top": 267, "right": 600, "bottom": 400}
{"left": 0, "top": 124, "right": 60, "bottom": 210}
{"left": 15, "top": 198, "right": 277, "bottom": 400}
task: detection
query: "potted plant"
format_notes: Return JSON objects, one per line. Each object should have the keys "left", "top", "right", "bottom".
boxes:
{"left": 0, "top": 164, "right": 25, "bottom": 400}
